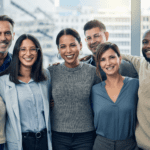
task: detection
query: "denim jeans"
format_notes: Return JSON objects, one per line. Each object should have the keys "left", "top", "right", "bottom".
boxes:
{"left": 52, "top": 130, "right": 96, "bottom": 150}
{"left": 22, "top": 129, "right": 48, "bottom": 150}
{"left": 0, "top": 144, "right": 4, "bottom": 150}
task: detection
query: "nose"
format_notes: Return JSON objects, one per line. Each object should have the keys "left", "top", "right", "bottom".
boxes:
{"left": 25, "top": 49, "right": 32, "bottom": 55}
{"left": 0, "top": 33, "right": 6, "bottom": 41}
{"left": 66, "top": 46, "right": 71, "bottom": 53}
{"left": 91, "top": 37, "right": 96, "bottom": 44}
{"left": 106, "top": 59, "right": 110, "bottom": 66}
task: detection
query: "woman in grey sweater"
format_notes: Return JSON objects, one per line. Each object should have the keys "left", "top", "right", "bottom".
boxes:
{"left": 48, "top": 28, "right": 101, "bottom": 150}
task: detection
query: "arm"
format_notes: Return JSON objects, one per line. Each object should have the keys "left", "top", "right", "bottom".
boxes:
{"left": 121, "top": 54, "right": 142, "bottom": 74}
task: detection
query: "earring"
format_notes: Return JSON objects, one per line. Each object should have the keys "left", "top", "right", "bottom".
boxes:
{"left": 57, "top": 53, "right": 60, "bottom": 58}
{"left": 80, "top": 50, "right": 83, "bottom": 55}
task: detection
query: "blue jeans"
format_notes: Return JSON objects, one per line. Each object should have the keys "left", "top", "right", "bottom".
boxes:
{"left": 0, "top": 144, "right": 4, "bottom": 150}
{"left": 52, "top": 130, "right": 96, "bottom": 150}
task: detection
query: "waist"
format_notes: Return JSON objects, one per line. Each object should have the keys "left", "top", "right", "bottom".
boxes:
{"left": 97, "top": 134, "right": 136, "bottom": 144}
{"left": 22, "top": 128, "right": 47, "bottom": 138}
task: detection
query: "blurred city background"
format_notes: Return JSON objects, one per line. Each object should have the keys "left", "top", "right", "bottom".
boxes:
{"left": 0, "top": 0, "right": 149, "bottom": 68}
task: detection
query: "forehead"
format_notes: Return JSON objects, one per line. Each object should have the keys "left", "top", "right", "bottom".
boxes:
{"left": 85, "top": 27, "right": 103, "bottom": 37}
{"left": 144, "top": 32, "right": 150, "bottom": 40}
{"left": 59, "top": 35, "right": 77, "bottom": 44}
{"left": 20, "top": 39, "right": 35, "bottom": 47}
{"left": 0, "top": 21, "right": 13, "bottom": 32}
{"left": 101, "top": 48, "right": 117, "bottom": 57}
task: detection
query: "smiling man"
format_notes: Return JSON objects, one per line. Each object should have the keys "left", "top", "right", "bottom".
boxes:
{"left": 121, "top": 30, "right": 150, "bottom": 150}
{"left": 0, "top": 15, "right": 15, "bottom": 72}
{"left": 80, "top": 20, "right": 138, "bottom": 80}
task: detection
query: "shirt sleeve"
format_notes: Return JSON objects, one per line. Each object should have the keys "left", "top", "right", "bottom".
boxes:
{"left": 121, "top": 54, "right": 142, "bottom": 74}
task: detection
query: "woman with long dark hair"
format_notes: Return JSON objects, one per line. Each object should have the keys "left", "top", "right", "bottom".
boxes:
{"left": 48, "top": 28, "right": 101, "bottom": 150}
{"left": 0, "top": 34, "right": 52, "bottom": 150}
{"left": 92, "top": 42, "right": 139, "bottom": 150}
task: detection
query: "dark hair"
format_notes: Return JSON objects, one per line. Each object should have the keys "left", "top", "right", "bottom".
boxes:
{"left": 96, "top": 42, "right": 121, "bottom": 81}
{"left": 143, "top": 30, "right": 150, "bottom": 39}
{"left": 0, "top": 15, "right": 15, "bottom": 28}
{"left": 56, "top": 28, "right": 81, "bottom": 47}
{"left": 83, "top": 20, "right": 106, "bottom": 35}
{"left": 0, "top": 34, "right": 47, "bottom": 84}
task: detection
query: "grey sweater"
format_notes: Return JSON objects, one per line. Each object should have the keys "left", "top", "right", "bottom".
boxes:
{"left": 48, "top": 62, "right": 101, "bottom": 133}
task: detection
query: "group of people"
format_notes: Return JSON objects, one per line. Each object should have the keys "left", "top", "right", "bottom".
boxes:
{"left": 0, "top": 14, "right": 150, "bottom": 150}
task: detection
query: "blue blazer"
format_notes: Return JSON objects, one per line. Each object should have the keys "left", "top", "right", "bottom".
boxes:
{"left": 0, "top": 69, "right": 52, "bottom": 150}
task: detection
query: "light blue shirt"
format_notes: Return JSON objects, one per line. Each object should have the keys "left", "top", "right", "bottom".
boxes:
{"left": 16, "top": 79, "right": 46, "bottom": 133}
{"left": 92, "top": 77, "right": 139, "bottom": 140}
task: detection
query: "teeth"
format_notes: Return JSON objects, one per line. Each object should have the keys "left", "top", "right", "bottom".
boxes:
{"left": 107, "top": 67, "right": 114, "bottom": 70}
{"left": 25, "top": 58, "right": 32, "bottom": 61}
{"left": 0, "top": 43, "right": 7, "bottom": 46}
{"left": 66, "top": 55, "right": 73, "bottom": 58}
{"left": 146, "top": 51, "right": 150, "bottom": 54}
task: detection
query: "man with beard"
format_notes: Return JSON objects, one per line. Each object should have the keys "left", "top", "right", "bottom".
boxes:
{"left": 121, "top": 30, "right": 150, "bottom": 150}
{"left": 80, "top": 20, "right": 138, "bottom": 80}
{"left": 0, "top": 15, "right": 15, "bottom": 72}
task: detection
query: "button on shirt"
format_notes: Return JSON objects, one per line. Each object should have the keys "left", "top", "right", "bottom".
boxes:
{"left": 92, "top": 77, "right": 139, "bottom": 140}
{"left": 0, "top": 52, "right": 12, "bottom": 73}
{"left": 16, "top": 79, "right": 46, "bottom": 133}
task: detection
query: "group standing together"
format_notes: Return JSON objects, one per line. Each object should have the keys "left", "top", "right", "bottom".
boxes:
{"left": 0, "top": 14, "right": 150, "bottom": 150}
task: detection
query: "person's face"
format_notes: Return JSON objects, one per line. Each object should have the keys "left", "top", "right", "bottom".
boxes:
{"left": 19, "top": 39, "right": 38, "bottom": 69}
{"left": 142, "top": 32, "right": 150, "bottom": 62}
{"left": 85, "top": 27, "right": 109, "bottom": 56}
{"left": 100, "top": 48, "right": 121, "bottom": 76}
{"left": 58, "top": 35, "right": 82, "bottom": 68}
{"left": 0, "top": 21, "right": 15, "bottom": 54}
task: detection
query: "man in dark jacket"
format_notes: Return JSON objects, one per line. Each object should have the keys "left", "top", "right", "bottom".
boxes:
{"left": 80, "top": 20, "right": 138, "bottom": 80}
{"left": 0, "top": 15, "right": 15, "bottom": 72}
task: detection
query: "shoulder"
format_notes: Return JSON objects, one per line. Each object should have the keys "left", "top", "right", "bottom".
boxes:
{"left": 47, "top": 64, "right": 61, "bottom": 72}
{"left": 92, "top": 81, "right": 104, "bottom": 91}
{"left": 79, "top": 55, "right": 92, "bottom": 62}
{"left": 43, "top": 69, "right": 51, "bottom": 80}
{"left": 125, "top": 77, "right": 139, "bottom": 87}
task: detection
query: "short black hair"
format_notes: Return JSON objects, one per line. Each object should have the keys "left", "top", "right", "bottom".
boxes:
{"left": 0, "top": 34, "right": 47, "bottom": 84}
{"left": 0, "top": 15, "right": 15, "bottom": 28}
{"left": 56, "top": 28, "right": 81, "bottom": 47}
{"left": 83, "top": 20, "right": 106, "bottom": 35}
{"left": 143, "top": 30, "right": 150, "bottom": 39}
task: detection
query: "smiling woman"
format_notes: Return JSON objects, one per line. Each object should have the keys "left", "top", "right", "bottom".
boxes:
{"left": 92, "top": 42, "right": 139, "bottom": 150}
{"left": 48, "top": 28, "right": 101, "bottom": 150}
{"left": 0, "top": 34, "right": 52, "bottom": 150}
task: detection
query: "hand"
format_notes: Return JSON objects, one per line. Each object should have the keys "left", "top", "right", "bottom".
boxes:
{"left": 49, "top": 62, "right": 60, "bottom": 66}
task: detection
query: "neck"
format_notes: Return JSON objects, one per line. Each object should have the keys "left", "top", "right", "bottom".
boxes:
{"left": 105, "top": 73, "right": 124, "bottom": 87}
{"left": 19, "top": 65, "right": 32, "bottom": 78}
{"left": 0, "top": 52, "right": 8, "bottom": 67}
{"left": 65, "top": 59, "right": 80, "bottom": 68}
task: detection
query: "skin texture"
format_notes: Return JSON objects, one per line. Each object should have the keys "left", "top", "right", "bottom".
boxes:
{"left": 85, "top": 27, "right": 109, "bottom": 56}
{"left": 0, "top": 21, "right": 15, "bottom": 66}
{"left": 142, "top": 32, "right": 150, "bottom": 62}
{"left": 100, "top": 48, "right": 122, "bottom": 77}
{"left": 19, "top": 39, "right": 38, "bottom": 71}
{"left": 0, "top": 21, "right": 15, "bottom": 54}
{"left": 58, "top": 35, "right": 82, "bottom": 68}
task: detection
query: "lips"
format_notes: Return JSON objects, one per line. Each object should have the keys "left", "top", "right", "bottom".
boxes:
{"left": 106, "top": 66, "right": 114, "bottom": 70}
{"left": 66, "top": 55, "right": 74, "bottom": 58}
{"left": 0, "top": 42, "right": 8, "bottom": 48}
{"left": 24, "top": 58, "right": 33, "bottom": 61}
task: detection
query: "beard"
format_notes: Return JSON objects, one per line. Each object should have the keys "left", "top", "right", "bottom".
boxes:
{"left": 90, "top": 41, "right": 100, "bottom": 56}
{"left": 0, "top": 40, "right": 12, "bottom": 54}
{"left": 142, "top": 48, "right": 150, "bottom": 62}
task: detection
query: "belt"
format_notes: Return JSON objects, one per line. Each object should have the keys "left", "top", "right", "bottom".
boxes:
{"left": 22, "top": 128, "right": 47, "bottom": 138}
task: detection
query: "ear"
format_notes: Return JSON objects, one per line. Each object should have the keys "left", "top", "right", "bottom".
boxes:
{"left": 80, "top": 42, "right": 83, "bottom": 50}
{"left": 85, "top": 38, "right": 87, "bottom": 43}
{"left": 119, "top": 55, "right": 122, "bottom": 65}
{"left": 57, "top": 46, "right": 60, "bottom": 53}
{"left": 104, "top": 32, "right": 109, "bottom": 41}
{"left": 12, "top": 32, "right": 15, "bottom": 40}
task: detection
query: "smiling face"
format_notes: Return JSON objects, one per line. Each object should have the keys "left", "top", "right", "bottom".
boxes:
{"left": 142, "top": 32, "right": 150, "bottom": 62}
{"left": 58, "top": 34, "right": 82, "bottom": 68}
{"left": 19, "top": 39, "right": 38, "bottom": 69}
{"left": 85, "top": 27, "right": 108, "bottom": 56}
{"left": 0, "top": 21, "right": 15, "bottom": 54}
{"left": 100, "top": 48, "right": 121, "bottom": 76}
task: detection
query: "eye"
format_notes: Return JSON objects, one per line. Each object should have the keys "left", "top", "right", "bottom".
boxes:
{"left": 100, "top": 58, "right": 105, "bottom": 61}
{"left": 30, "top": 48, "right": 37, "bottom": 51}
{"left": 86, "top": 37, "right": 91, "bottom": 41}
{"left": 5, "top": 32, "right": 11, "bottom": 35}
{"left": 70, "top": 44, "right": 76, "bottom": 47}
{"left": 142, "top": 40, "right": 148, "bottom": 45}
{"left": 20, "top": 48, "right": 26, "bottom": 51}
{"left": 94, "top": 34, "right": 100, "bottom": 38}
{"left": 110, "top": 55, "right": 115, "bottom": 59}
